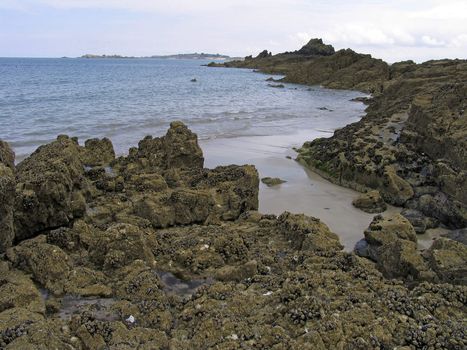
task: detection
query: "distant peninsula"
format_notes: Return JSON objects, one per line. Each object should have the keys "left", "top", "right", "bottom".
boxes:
{"left": 80, "top": 53, "right": 240, "bottom": 60}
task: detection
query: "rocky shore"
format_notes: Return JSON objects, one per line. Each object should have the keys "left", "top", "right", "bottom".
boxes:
{"left": 0, "top": 122, "right": 466, "bottom": 349}
{"left": 212, "top": 39, "right": 466, "bottom": 236}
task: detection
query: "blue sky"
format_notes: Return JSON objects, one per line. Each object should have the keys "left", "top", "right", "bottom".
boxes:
{"left": 1, "top": 0, "right": 466, "bottom": 62}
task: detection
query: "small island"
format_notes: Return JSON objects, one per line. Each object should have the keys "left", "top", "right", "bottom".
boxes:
{"left": 80, "top": 53, "right": 240, "bottom": 60}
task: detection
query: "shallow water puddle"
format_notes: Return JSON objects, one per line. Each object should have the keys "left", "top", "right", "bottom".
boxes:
{"left": 58, "top": 296, "right": 119, "bottom": 321}
{"left": 40, "top": 289, "right": 119, "bottom": 321}
{"left": 155, "top": 270, "right": 213, "bottom": 297}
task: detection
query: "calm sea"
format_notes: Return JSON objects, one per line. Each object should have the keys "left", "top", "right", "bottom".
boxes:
{"left": 0, "top": 58, "right": 367, "bottom": 161}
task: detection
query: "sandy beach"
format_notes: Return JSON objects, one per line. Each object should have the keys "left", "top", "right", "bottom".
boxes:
{"left": 201, "top": 131, "right": 450, "bottom": 251}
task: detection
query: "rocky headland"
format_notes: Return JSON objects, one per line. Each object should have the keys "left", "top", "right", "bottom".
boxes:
{"left": 212, "top": 39, "right": 466, "bottom": 237}
{"left": 0, "top": 121, "right": 466, "bottom": 349}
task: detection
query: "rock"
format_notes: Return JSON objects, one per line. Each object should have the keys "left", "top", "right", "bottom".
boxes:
{"left": 133, "top": 121, "right": 204, "bottom": 170}
{"left": 364, "top": 214, "right": 417, "bottom": 246}
{"left": 441, "top": 228, "right": 467, "bottom": 245}
{"left": 296, "top": 38, "right": 335, "bottom": 56}
{"left": 256, "top": 50, "right": 271, "bottom": 59}
{"left": 0, "top": 163, "right": 15, "bottom": 253}
{"left": 6, "top": 236, "right": 73, "bottom": 295}
{"left": 423, "top": 238, "right": 467, "bottom": 284}
{"left": 0, "top": 140, "right": 15, "bottom": 170}
{"left": 0, "top": 268, "right": 45, "bottom": 314}
{"left": 376, "top": 239, "right": 433, "bottom": 280}
{"left": 215, "top": 260, "right": 258, "bottom": 282}
{"left": 400, "top": 209, "right": 438, "bottom": 233}
{"left": 352, "top": 190, "right": 387, "bottom": 213}
{"left": 278, "top": 212, "right": 343, "bottom": 252}
{"left": 13, "top": 135, "right": 87, "bottom": 241}
{"left": 268, "top": 83, "right": 285, "bottom": 88}
{"left": 381, "top": 166, "right": 414, "bottom": 206}
{"left": 261, "top": 177, "right": 287, "bottom": 187}
{"left": 416, "top": 193, "right": 466, "bottom": 229}
{"left": 357, "top": 214, "right": 433, "bottom": 280}
{"left": 81, "top": 137, "right": 115, "bottom": 166}
{"left": 89, "top": 223, "right": 156, "bottom": 270}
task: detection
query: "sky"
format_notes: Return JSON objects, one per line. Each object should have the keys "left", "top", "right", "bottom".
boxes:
{"left": 1, "top": 0, "right": 466, "bottom": 62}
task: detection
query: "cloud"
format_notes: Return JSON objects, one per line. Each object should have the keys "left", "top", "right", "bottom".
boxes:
{"left": 421, "top": 35, "right": 446, "bottom": 47}
{"left": 1, "top": 0, "right": 466, "bottom": 61}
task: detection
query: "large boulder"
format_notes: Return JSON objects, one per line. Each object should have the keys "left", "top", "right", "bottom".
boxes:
{"left": 277, "top": 212, "right": 343, "bottom": 252}
{"left": 81, "top": 137, "right": 115, "bottom": 166}
{"left": 423, "top": 238, "right": 467, "bottom": 284}
{"left": 400, "top": 209, "right": 438, "bottom": 233}
{"left": 352, "top": 190, "right": 387, "bottom": 213}
{"left": 6, "top": 235, "right": 73, "bottom": 295}
{"left": 356, "top": 214, "right": 433, "bottom": 280}
{"left": 14, "top": 136, "right": 87, "bottom": 241}
{"left": 134, "top": 121, "right": 204, "bottom": 171}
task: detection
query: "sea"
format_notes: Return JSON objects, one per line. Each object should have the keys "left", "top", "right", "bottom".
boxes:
{"left": 0, "top": 58, "right": 367, "bottom": 161}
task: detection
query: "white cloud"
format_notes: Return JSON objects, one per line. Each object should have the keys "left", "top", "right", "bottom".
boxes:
{"left": 1, "top": 0, "right": 467, "bottom": 61}
{"left": 421, "top": 35, "right": 446, "bottom": 47}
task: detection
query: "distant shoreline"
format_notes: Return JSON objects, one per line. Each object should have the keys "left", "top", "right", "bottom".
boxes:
{"left": 78, "top": 53, "right": 243, "bottom": 60}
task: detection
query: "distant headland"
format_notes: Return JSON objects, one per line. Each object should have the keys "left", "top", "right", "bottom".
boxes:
{"left": 79, "top": 53, "right": 241, "bottom": 60}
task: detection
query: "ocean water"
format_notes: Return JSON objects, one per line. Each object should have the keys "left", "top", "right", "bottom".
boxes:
{"left": 0, "top": 58, "right": 367, "bottom": 161}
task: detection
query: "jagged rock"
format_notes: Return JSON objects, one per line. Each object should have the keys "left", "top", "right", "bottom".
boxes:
{"left": 256, "top": 50, "right": 271, "bottom": 59}
{"left": 400, "top": 209, "right": 438, "bottom": 233}
{"left": 356, "top": 214, "right": 433, "bottom": 279}
{"left": 0, "top": 140, "right": 15, "bottom": 170}
{"left": 0, "top": 265, "right": 45, "bottom": 314}
{"left": 296, "top": 38, "right": 335, "bottom": 56}
{"left": 364, "top": 214, "right": 417, "bottom": 246}
{"left": 441, "top": 228, "right": 467, "bottom": 245}
{"left": 89, "top": 223, "right": 156, "bottom": 270}
{"left": 13, "top": 135, "right": 87, "bottom": 241}
{"left": 81, "top": 137, "right": 115, "bottom": 166}
{"left": 423, "top": 238, "right": 467, "bottom": 284}
{"left": 278, "top": 212, "right": 343, "bottom": 252}
{"left": 416, "top": 193, "right": 466, "bottom": 229}
{"left": 0, "top": 163, "right": 15, "bottom": 253}
{"left": 381, "top": 166, "right": 414, "bottom": 205}
{"left": 261, "top": 176, "right": 286, "bottom": 187}
{"left": 6, "top": 235, "right": 73, "bottom": 295}
{"left": 129, "top": 121, "right": 204, "bottom": 171}
{"left": 352, "top": 190, "right": 387, "bottom": 213}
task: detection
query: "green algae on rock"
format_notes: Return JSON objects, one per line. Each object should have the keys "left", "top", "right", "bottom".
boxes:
{"left": 0, "top": 123, "right": 466, "bottom": 349}
{"left": 211, "top": 39, "right": 466, "bottom": 232}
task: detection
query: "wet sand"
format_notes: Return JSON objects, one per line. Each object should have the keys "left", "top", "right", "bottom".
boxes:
{"left": 201, "top": 131, "right": 401, "bottom": 251}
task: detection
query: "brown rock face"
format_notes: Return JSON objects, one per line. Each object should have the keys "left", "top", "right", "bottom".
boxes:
{"left": 13, "top": 135, "right": 87, "bottom": 241}
{"left": 357, "top": 214, "right": 433, "bottom": 280}
{"left": 296, "top": 38, "right": 335, "bottom": 56}
{"left": 134, "top": 121, "right": 204, "bottom": 171}
{"left": 423, "top": 238, "right": 467, "bottom": 284}
{"left": 81, "top": 137, "right": 115, "bottom": 166}
{"left": 0, "top": 141, "right": 15, "bottom": 253}
{"left": 0, "top": 140, "right": 15, "bottom": 170}
{"left": 278, "top": 211, "right": 343, "bottom": 252}
{"left": 352, "top": 190, "right": 387, "bottom": 213}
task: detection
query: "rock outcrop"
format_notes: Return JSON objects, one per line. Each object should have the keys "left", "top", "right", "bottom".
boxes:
{"left": 13, "top": 136, "right": 87, "bottom": 241}
{"left": 0, "top": 123, "right": 466, "bottom": 349}
{"left": 212, "top": 40, "right": 466, "bottom": 233}
{"left": 0, "top": 142, "right": 15, "bottom": 253}
{"left": 352, "top": 190, "right": 387, "bottom": 213}
{"left": 296, "top": 38, "right": 335, "bottom": 56}
{"left": 355, "top": 214, "right": 433, "bottom": 280}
